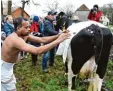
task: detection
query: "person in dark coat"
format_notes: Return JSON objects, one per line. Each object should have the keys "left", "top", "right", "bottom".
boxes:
{"left": 42, "top": 11, "right": 58, "bottom": 72}
{"left": 30, "top": 16, "right": 41, "bottom": 66}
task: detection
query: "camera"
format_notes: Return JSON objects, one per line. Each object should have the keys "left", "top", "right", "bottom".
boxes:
{"left": 90, "top": 9, "right": 94, "bottom": 13}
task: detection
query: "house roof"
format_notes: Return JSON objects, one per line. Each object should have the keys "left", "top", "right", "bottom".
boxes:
{"left": 77, "top": 4, "right": 90, "bottom": 11}
{"left": 3, "top": 7, "right": 30, "bottom": 17}
{"left": 12, "top": 7, "right": 30, "bottom": 17}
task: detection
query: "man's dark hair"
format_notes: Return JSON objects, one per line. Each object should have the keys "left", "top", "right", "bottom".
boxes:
{"left": 13, "top": 17, "right": 28, "bottom": 31}
{"left": 93, "top": 4, "right": 99, "bottom": 9}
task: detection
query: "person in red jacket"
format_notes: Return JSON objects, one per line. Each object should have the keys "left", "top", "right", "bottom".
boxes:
{"left": 30, "top": 16, "right": 41, "bottom": 66}
{"left": 88, "top": 4, "right": 103, "bottom": 22}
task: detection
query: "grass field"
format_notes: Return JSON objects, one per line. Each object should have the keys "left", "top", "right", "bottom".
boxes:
{"left": 14, "top": 54, "right": 113, "bottom": 91}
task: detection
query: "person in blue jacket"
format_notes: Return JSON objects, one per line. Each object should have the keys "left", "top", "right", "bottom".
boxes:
{"left": 42, "top": 11, "right": 58, "bottom": 72}
{"left": 4, "top": 15, "right": 14, "bottom": 36}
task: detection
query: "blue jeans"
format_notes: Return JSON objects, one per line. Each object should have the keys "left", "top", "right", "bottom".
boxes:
{"left": 42, "top": 52, "right": 49, "bottom": 70}
{"left": 42, "top": 48, "right": 55, "bottom": 70}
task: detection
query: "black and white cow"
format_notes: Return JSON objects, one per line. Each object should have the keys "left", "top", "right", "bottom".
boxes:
{"left": 56, "top": 12, "right": 112, "bottom": 91}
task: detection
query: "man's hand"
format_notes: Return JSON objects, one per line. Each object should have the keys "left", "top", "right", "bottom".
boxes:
{"left": 62, "top": 30, "right": 69, "bottom": 33}
{"left": 57, "top": 32, "right": 71, "bottom": 43}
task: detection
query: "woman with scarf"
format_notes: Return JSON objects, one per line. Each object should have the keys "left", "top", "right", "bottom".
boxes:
{"left": 30, "top": 16, "right": 41, "bottom": 66}
{"left": 4, "top": 15, "right": 14, "bottom": 37}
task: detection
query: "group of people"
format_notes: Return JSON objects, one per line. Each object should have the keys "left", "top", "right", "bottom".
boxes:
{"left": 1, "top": 4, "right": 103, "bottom": 91}
{"left": 29, "top": 11, "right": 59, "bottom": 72}
{"left": 1, "top": 11, "right": 61, "bottom": 72}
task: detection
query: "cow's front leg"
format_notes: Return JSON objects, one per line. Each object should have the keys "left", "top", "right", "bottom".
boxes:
{"left": 64, "top": 61, "right": 68, "bottom": 85}
{"left": 68, "top": 74, "right": 76, "bottom": 91}
{"left": 68, "top": 62, "right": 77, "bottom": 91}
{"left": 65, "top": 61, "right": 68, "bottom": 74}
{"left": 67, "top": 46, "right": 76, "bottom": 91}
{"left": 88, "top": 73, "right": 103, "bottom": 91}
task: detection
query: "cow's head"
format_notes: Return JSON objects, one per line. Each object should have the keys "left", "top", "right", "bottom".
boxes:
{"left": 56, "top": 12, "right": 68, "bottom": 31}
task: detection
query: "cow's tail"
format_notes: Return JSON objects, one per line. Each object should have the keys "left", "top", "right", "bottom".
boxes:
{"left": 92, "top": 24, "right": 103, "bottom": 64}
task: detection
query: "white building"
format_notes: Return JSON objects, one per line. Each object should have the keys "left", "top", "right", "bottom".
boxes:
{"left": 75, "top": 4, "right": 90, "bottom": 21}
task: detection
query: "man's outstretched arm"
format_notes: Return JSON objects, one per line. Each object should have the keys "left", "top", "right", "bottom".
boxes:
{"left": 28, "top": 34, "right": 60, "bottom": 44}
{"left": 14, "top": 32, "right": 70, "bottom": 55}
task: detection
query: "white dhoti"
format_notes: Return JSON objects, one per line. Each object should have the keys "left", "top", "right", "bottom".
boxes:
{"left": 1, "top": 59, "right": 16, "bottom": 91}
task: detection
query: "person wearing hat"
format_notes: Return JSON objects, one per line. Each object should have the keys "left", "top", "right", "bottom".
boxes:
{"left": 88, "top": 4, "right": 103, "bottom": 22}
{"left": 42, "top": 11, "right": 58, "bottom": 72}
{"left": 48, "top": 11, "right": 57, "bottom": 16}
{"left": 30, "top": 15, "right": 41, "bottom": 66}
{"left": 30, "top": 16, "right": 40, "bottom": 33}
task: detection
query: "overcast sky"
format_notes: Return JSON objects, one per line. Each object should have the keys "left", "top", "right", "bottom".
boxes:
{"left": 2, "top": 0, "right": 113, "bottom": 16}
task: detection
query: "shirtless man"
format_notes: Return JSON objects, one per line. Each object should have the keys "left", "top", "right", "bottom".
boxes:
{"left": 1, "top": 17, "right": 70, "bottom": 91}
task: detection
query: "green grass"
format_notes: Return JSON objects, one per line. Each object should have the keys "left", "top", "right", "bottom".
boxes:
{"left": 108, "top": 25, "right": 113, "bottom": 28}
{"left": 104, "top": 60, "right": 113, "bottom": 90}
{"left": 108, "top": 25, "right": 113, "bottom": 32}
{"left": 14, "top": 54, "right": 113, "bottom": 91}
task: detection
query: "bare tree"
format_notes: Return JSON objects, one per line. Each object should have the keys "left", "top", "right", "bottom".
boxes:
{"left": 100, "top": 2, "right": 113, "bottom": 24}
{"left": 32, "top": 0, "right": 40, "bottom": 6}
{"left": 7, "top": 0, "right": 12, "bottom": 15}
{"left": 21, "top": 0, "right": 30, "bottom": 17}
{"left": 44, "top": 0, "right": 59, "bottom": 12}
{"left": 59, "top": 4, "right": 75, "bottom": 18}
{"left": 1, "top": 0, "right": 3, "bottom": 16}
{"left": 21, "top": 0, "right": 40, "bottom": 17}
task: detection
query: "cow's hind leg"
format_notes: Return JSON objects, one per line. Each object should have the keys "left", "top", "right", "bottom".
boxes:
{"left": 88, "top": 33, "right": 112, "bottom": 91}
